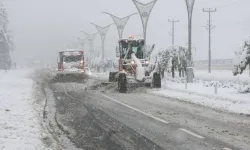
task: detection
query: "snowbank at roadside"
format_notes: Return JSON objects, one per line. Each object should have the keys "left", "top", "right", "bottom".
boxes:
{"left": 91, "top": 72, "right": 109, "bottom": 81}
{"left": 152, "top": 71, "right": 250, "bottom": 115}
{"left": 0, "top": 69, "right": 47, "bottom": 149}
{"left": 163, "top": 78, "right": 250, "bottom": 101}
{"left": 151, "top": 88, "right": 250, "bottom": 115}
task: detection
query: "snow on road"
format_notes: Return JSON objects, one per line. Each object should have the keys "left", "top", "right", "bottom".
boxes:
{"left": 152, "top": 88, "right": 250, "bottom": 115}
{"left": 0, "top": 69, "right": 46, "bottom": 149}
{"left": 91, "top": 72, "right": 109, "bottom": 81}
{"left": 51, "top": 83, "right": 87, "bottom": 92}
{"left": 162, "top": 77, "right": 250, "bottom": 101}
{"left": 152, "top": 70, "right": 250, "bottom": 115}
{"left": 90, "top": 70, "right": 250, "bottom": 114}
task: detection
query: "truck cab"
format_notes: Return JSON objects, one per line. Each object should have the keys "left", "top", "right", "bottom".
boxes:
{"left": 57, "top": 50, "right": 85, "bottom": 73}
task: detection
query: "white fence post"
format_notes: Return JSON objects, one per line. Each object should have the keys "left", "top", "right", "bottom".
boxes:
{"left": 214, "top": 83, "right": 218, "bottom": 94}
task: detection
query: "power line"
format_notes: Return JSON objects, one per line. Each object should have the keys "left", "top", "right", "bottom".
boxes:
{"left": 168, "top": 19, "right": 179, "bottom": 45}
{"left": 202, "top": 8, "right": 217, "bottom": 73}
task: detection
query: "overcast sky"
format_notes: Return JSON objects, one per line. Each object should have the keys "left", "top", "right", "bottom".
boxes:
{"left": 1, "top": 0, "right": 250, "bottom": 64}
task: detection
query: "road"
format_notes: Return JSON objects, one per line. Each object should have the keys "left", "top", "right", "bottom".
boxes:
{"left": 49, "top": 78, "right": 250, "bottom": 150}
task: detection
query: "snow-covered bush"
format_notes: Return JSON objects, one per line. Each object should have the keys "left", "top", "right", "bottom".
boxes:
{"left": 202, "top": 80, "right": 240, "bottom": 88}
{"left": 232, "top": 39, "right": 250, "bottom": 76}
{"left": 201, "top": 80, "right": 250, "bottom": 93}
{"left": 150, "top": 45, "right": 191, "bottom": 78}
{"left": 152, "top": 46, "right": 189, "bottom": 71}
{"left": 232, "top": 38, "right": 250, "bottom": 93}
{"left": 238, "top": 85, "right": 250, "bottom": 93}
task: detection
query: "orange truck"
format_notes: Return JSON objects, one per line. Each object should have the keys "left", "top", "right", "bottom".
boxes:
{"left": 56, "top": 50, "right": 86, "bottom": 82}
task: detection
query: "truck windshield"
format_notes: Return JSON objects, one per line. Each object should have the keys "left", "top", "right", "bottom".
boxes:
{"left": 63, "top": 55, "right": 82, "bottom": 63}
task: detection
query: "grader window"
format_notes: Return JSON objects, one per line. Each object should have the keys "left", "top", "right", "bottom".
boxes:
{"left": 132, "top": 47, "right": 138, "bottom": 53}
{"left": 120, "top": 40, "right": 145, "bottom": 59}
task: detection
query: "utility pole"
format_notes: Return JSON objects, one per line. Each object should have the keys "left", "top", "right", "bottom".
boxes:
{"left": 168, "top": 19, "right": 179, "bottom": 45}
{"left": 203, "top": 8, "right": 217, "bottom": 73}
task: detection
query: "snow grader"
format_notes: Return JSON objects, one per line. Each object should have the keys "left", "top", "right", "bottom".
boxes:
{"left": 109, "top": 36, "right": 161, "bottom": 93}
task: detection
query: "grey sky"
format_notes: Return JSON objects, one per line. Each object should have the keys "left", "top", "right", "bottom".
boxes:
{"left": 2, "top": 0, "right": 250, "bottom": 64}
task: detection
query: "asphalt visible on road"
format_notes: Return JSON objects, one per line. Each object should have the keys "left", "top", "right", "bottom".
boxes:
{"left": 49, "top": 78, "right": 250, "bottom": 150}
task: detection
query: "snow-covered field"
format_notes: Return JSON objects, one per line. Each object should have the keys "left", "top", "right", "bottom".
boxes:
{"left": 0, "top": 69, "right": 47, "bottom": 149}
{"left": 152, "top": 70, "right": 250, "bottom": 115}
{"left": 195, "top": 70, "right": 250, "bottom": 83}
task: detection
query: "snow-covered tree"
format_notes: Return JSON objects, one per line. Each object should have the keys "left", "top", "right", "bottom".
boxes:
{"left": 90, "top": 55, "right": 101, "bottom": 71}
{"left": 0, "top": 2, "right": 14, "bottom": 69}
{"left": 232, "top": 39, "right": 250, "bottom": 76}
{"left": 152, "top": 45, "right": 189, "bottom": 78}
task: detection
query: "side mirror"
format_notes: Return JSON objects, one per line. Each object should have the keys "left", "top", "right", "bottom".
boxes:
{"left": 151, "top": 44, "right": 155, "bottom": 50}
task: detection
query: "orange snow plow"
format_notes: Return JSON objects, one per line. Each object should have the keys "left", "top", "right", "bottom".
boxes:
{"left": 53, "top": 50, "right": 88, "bottom": 82}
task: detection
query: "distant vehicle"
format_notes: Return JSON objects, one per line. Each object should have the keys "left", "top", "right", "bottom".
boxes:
{"left": 55, "top": 49, "right": 87, "bottom": 82}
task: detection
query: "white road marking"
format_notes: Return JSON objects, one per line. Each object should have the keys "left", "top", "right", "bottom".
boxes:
{"left": 179, "top": 128, "right": 204, "bottom": 139}
{"left": 100, "top": 93, "right": 169, "bottom": 124}
{"left": 70, "top": 92, "right": 234, "bottom": 149}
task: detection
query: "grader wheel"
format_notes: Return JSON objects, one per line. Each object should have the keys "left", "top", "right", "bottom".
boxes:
{"left": 109, "top": 72, "right": 117, "bottom": 82}
{"left": 118, "top": 73, "right": 127, "bottom": 93}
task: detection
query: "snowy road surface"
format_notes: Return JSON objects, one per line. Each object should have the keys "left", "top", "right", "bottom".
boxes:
{"left": 0, "top": 69, "right": 48, "bottom": 149}
{"left": 2, "top": 69, "right": 248, "bottom": 149}
{"left": 49, "top": 78, "right": 250, "bottom": 150}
